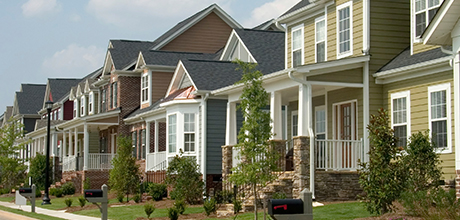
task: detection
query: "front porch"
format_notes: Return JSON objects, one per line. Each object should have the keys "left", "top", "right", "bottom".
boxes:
{"left": 62, "top": 153, "right": 114, "bottom": 172}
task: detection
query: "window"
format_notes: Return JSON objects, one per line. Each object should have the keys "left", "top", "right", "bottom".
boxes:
{"left": 112, "top": 82, "right": 118, "bottom": 108}
{"left": 415, "top": 0, "right": 441, "bottom": 37}
{"left": 184, "top": 113, "right": 195, "bottom": 152}
{"left": 56, "top": 109, "right": 60, "bottom": 120}
{"left": 89, "top": 92, "right": 94, "bottom": 114}
{"left": 391, "top": 91, "right": 411, "bottom": 147}
{"left": 315, "top": 16, "right": 326, "bottom": 63}
{"left": 315, "top": 107, "right": 326, "bottom": 139}
{"left": 337, "top": 2, "right": 353, "bottom": 58}
{"left": 292, "top": 111, "right": 298, "bottom": 137}
{"left": 428, "top": 83, "right": 451, "bottom": 152}
{"left": 291, "top": 25, "right": 304, "bottom": 67}
{"left": 101, "top": 89, "right": 106, "bottom": 112}
{"left": 141, "top": 129, "right": 146, "bottom": 159}
{"left": 73, "top": 100, "right": 78, "bottom": 118}
{"left": 80, "top": 96, "right": 86, "bottom": 117}
{"left": 132, "top": 131, "right": 138, "bottom": 158}
{"left": 168, "top": 114, "right": 176, "bottom": 153}
{"left": 141, "top": 73, "right": 149, "bottom": 103}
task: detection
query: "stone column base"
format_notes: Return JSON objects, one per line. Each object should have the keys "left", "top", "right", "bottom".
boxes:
{"left": 292, "top": 136, "right": 310, "bottom": 199}
{"left": 222, "top": 145, "right": 233, "bottom": 192}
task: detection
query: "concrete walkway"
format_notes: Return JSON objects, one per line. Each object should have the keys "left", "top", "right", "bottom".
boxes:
{"left": 0, "top": 201, "right": 101, "bottom": 220}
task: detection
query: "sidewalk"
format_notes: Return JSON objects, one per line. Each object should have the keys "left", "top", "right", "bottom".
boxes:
{"left": 0, "top": 201, "right": 101, "bottom": 220}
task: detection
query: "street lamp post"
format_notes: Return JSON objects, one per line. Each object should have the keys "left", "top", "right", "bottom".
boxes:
{"left": 42, "top": 100, "right": 53, "bottom": 205}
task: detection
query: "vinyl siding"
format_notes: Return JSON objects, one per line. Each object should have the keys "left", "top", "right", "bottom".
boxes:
{"left": 383, "top": 70, "right": 455, "bottom": 180}
{"left": 206, "top": 99, "right": 227, "bottom": 174}
{"left": 89, "top": 132, "right": 100, "bottom": 153}
{"left": 413, "top": 43, "right": 439, "bottom": 54}
{"left": 152, "top": 72, "right": 174, "bottom": 103}
{"left": 308, "top": 68, "right": 363, "bottom": 84}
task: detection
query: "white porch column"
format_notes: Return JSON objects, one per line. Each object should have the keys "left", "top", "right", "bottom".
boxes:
{"left": 51, "top": 132, "right": 58, "bottom": 157}
{"left": 146, "top": 122, "right": 151, "bottom": 170}
{"left": 225, "top": 102, "right": 237, "bottom": 145}
{"left": 83, "top": 123, "right": 89, "bottom": 170}
{"left": 271, "top": 91, "right": 283, "bottom": 140}
{"left": 154, "top": 121, "right": 159, "bottom": 153}
{"left": 453, "top": 21, "right": 460, "bottom": 170}
{"left": 74, "top": 128, "right": 78, "bottom": 156}
{"left": 298, "top": 84, "right": 312, "bottom": 137}
{"left": 63, "top": 131, "right": 67, "bottom": 157}
{"left": 69, "top": 130, "right": 73, "bottom": 156}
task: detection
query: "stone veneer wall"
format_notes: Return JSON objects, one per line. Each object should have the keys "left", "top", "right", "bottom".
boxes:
{"left": 315, "top": 171, "right": 362, "bottom": 201}
{"left": 221, "top": 145, "right": 233, "bottom": 191}
{"left": 456, "top": 170, "right": 460, "bottom": 199}
{"left": 292, "top": 136, "right": 310, "bottom": 198}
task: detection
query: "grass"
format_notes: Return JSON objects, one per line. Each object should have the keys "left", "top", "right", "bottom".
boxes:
{"left": 313, "top": 202, "right": 375, "bottom": 220}
{"left": 0, "top": 205, "right": 65, "bottom": 220}
{"left": 74, "top": 205, "right": 205, "bottom": 219}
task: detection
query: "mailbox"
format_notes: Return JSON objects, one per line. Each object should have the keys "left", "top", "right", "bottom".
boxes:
{"left": 84, "top": 189, "right": 105, "bottom": 203}
{"left": 268, "top": 199, "right": 304, "bottom": 215}
{"left": 19, "top": 188, "right": 34, "bottom": 197}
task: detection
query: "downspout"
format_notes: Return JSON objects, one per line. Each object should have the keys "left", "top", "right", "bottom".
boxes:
{"left": 202, "top": 93, "right": 210, "bottom": 191}
{"left": 288, "top": 71, "right": 315, "bottom": 199}
{"left": 362, "top": 0, "right": 370, "bottom": 55}
{"left": 440, "top": 45, "right": 455, "bottom": 67}
{"left": 363, "top": 0, "right": 370, "bottom": 162}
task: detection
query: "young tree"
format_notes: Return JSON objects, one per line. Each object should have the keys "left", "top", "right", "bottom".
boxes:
{"left": 28, "top": 153, "right": 52, "bottom": 190}
{"left": 0, "top": 120, "right": 28, "bottom": 189}
{"left": 109, "top": 135, "right": 140, "bottom": 201}
{"left": 228, "top": 60, "right": 280, "bottom": 220}
{"left": 358, "top": 109, "right": 405, "bottom": 214}
{"left": 165, "top": 151, "right": 204, "bottom": 204}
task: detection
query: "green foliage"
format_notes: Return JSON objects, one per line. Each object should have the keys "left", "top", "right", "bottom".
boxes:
{"left": 148, "top": 183, "right": 167, "bottom": 201}
{"left": 402, "top": 131, "right": 442, "bottom": 192}
{"left": 144, "top": 203, "right": 155, "bottom": 219}
{"left": 358, "top": 109, "right": 405, "bottom": 215}
{"left": 83, "top": 177, "right": 91, "bottom": 190}
{"left": 400, "top": 188, "right": 460, "bottom": 219}
{"left": 167, "top": 206, "right": 179, "bottom": 220}
{"left": 28, "top": 153, "right": 52, "bottom": 190}
{"left": 109, "top": 136, "right": 140, "bottom": 201}
{"left": 64, "top": 198, "right": 73, "bottom": 207}
{"left": 0, "top": 120, "right": 28, "bottom": 190}
{"left": 61, "top": 182, "right": 75, "bottom": 195}
{"left": 0, "top": 188, "right": 10, "bottom": 195}
{"left": 50, "top": 188, "right": 63, "bottom": 197}
{"left": 228, "top": 60, "right": 279, "bottom": 219}
{"left": 35, "top": 188, "right": 42, "bottom": 198}
{"left": 174, "top": 199, "right": 186, "bottom": 214}
{"left": 233, "top": 199, "right": 242, "bottom": 213}
{"left": 133, "top": 193, "right": 141, "bottom": 203}
{"left": 272, "top": 192, "right": 287, "bottom": 199}
{"left": 116, "top": 193, "right": 124, "bottom": 203}
{"left": 78, "top": 196, "right": 86, "bottom": 207}
{"left": 215, "top": 190, "right": 233, "bottom": 204}
{"left": 203, "top": 198, "right": 217, "bottom": 216}
{"left": 165, "top": 152, "right": 204, "bottom": 204}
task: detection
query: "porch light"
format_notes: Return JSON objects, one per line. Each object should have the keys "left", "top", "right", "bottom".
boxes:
{"left": 42, "top": 100, "right": 53, "bottom": 205}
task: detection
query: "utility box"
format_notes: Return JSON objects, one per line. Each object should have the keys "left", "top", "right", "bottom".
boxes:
{"left": 268, "top": 189, "right": 313, "bottom": 220}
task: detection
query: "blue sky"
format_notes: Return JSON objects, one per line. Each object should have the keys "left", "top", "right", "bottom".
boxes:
{"left": 0, "top": 0, "right": 298, "bottom": 113}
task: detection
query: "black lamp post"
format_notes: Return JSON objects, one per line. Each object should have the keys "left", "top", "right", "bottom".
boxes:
{"left": 42, "top": 100, "right": 53, "bottom": 205}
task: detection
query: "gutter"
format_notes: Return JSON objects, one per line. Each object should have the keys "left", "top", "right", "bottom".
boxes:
{"left": 287, "top": 71, "right": 316, "bottom": 200}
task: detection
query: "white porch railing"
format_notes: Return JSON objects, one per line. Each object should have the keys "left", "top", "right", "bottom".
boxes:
{"left": 62, "top": 156, "right": 77, "bottom": 172}
{"left": 316, "top": 138, "right": 364, "bottom": 171}
{"left": 87, "top": 153, "right": 113, "bottom": 170}
{"left": 146, "top": 151, "right": 167, "bottom": 171}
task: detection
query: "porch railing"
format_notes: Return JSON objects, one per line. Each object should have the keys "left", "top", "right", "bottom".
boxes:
{"left": 62, "top": 156, "right": 77, "bottom": 172}
{"left": 316, "top": 138, "right": 364, "bottom": 171}
{"left": 146, "top": 151, "right": 167, "bottom": 171}
{"left": 87, "top": 153, "right": 113, "bottom": 170}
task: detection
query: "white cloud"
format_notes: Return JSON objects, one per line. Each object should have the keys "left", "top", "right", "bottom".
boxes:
{"left": 21, "top": 0, "right": 61, "bottom": 17}
{"left": 42, "top": 44, "right": 105, "bottom": 77}
{"left": 86, "top": 0, "right": 229, "bottom": 30}
{"left": 242, "top": 0, "right": 299, "bottom": 28}
{"left": 70, "top": 14, "right": 81, "bottom": 22}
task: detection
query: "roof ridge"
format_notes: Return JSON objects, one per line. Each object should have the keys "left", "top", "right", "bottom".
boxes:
{"left": 146, "top": 50, "right": 211, "bottom": 55}
{"left": 185, "top": 59, "right": 234, "bottom": 64}
{"left": 238, "top": 28, "right": 284, "bottom": 33}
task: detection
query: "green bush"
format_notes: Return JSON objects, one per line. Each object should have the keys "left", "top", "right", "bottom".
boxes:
{"left": 64, "top": 198, "right": 73, "bottom": 207}
{"left": 61, "top": 182, "right": 76, "bottom": 195}
{"left": 0, "top": 188, "right": 10, "bottom": 195}
{"left": 167, "top": 207, "right": 179, "bottom": 220}
{"left": 272, "top": 192, "right": 287, "bottom": 199}
{"left": 28, "top": 154, "right": 52, "bottom": 190}
{"left": 149, "top": 183, "right": 167, "bottom": 201}
{"left": 174, "top": 199, "right": 186, "bottom": 215}
{"left": 215, "top": 190, "right": 233, "bottom": 204}
{"left": 233, "top": 199, "right": 242, "bottom": 213}
{"left": 83, "top": 177, "right": 91, "bottom": 190}
{"left": 400, "top": 188, "right": 460, "bottom": 219}
{"left": 117, "top": 193, "right": 124, "bottom": 203}
{"left": 35, "top": 188, "right": 42, "bottom": 198}
{"left": 133, "top": 193, "right": 141, "bottom": 203}
{"left": 78, "top": 196, "right": 86, "bottom": 207}
{"left": 144, "top": 203, "right": 155, "bottom": 219}
{"left": 203, "top": 198, "right": 217, "bottom": 216}
{"left": 49, "top": 188, "right": 57, "bottom": 196}
{"left": 54, "top": 188, "right": 63, "bottom": 198}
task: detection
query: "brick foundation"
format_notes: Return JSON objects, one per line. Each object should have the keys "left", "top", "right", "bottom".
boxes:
{"left": 82, "top": 170, "right": 110, "bottom": 193}
{"left": 206, "top": 174, "right": 223, "bottom": 196}
{"left": 145, "top": 170, "right": 166, "bottom": 183}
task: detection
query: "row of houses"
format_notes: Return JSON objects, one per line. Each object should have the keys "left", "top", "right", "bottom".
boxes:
{"left": 1, "top": 0, "right": 460, "bottom": 201}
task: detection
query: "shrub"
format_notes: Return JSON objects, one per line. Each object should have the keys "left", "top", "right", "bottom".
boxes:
{"left": 400, "top": 188, "right": 460, "bottom": 219}
{"left": 144, "top": 203, "right": 155, "bottom": 219}
{"left": 35, "top": 188, "right": 42, "bottom": 198}
{"left": 203, "top": 198, "right": 217, "bottom": 216}
{"left": 167, "top": 207, "right": 179, "bottom": 220}
{"left": 149, "top": 183, "right": 167, "bottom": 201}
{"left": 174, "top": 199, "right": 186, "bottom": 215}
{"left": 233, "top": 199, "right": 242, "bottom": 213}
{"left": 83, "top": 177, "right": 91, "bottom": 190}
{"left": 61, "top": 182, "right": 76, "bottom": 195}
{"left": 78, "top": 196, "right": 86, "bottom": 207}
{"left": 272, "top": 192, "right": 287, "bottom": 199}
{"left": 54, "top": 188, "right": 63, "bottom": 198}
{"left": 117, "top": 193, "right": 124, "bottom": 203}
{"left": 64, "top": 198, "right": 73, "bottom": 207}
{"left": 28, "top": 153, "right": 52, "bottom": 190}
{"left": 133, "top": 193, "right": 141, "bottom": 203}
{"left": 0, "top": 188, "right": 10, "bottom": 195}
{"left": 215, "top": 190, "right": 233, "bottom": 204}
{"left": 49, "top": 188, "right": 57, "bottom": 196}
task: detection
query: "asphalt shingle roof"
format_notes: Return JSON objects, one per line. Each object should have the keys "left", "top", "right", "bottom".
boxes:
{"left": 48, "top": 78, "right": 81, "bottom": 102}
{"left": 142, "top": 51, "right": 216, "bottom": 66}
{"left": 181, "top": 60, "right": 243, "bottom": 91}
{"left": 109, "top": 40, "right": 155, "bottom": 70}
{"left": 280, "top": 0, "right": 311, "bottom": 17}
{"left": 16, "top": 84, "right": 46, "bottom": 115}
{"left": 377, "top": 47, "right": 451, "bottom": 72}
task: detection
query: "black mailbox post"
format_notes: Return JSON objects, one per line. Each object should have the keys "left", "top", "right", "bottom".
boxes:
{"left": 19, "top": 184, "right": 36, "bottom": 212}
{"left": 268, "top": 199, "right": 304, "bottom": 215}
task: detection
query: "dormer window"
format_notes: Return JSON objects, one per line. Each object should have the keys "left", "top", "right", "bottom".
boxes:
{"left": 73, "top": 100, "right": 78, "bottom": 118}
{"left": 89, "top": 92, "right": 94, "bottom": 114}
{"left": 337, "top": 1, "right": 353, "bottom": 58}
{"left": 80, "top": 96, "right": 86, "bottom": 117}
{"left": 415, "top": 0, "right": 441, "bottom": 37}
{"left": 291, "top": 24, "right": 304, "bottom": 67}
{"left": 141, "top": 73, "right": 149, "bottom": 103}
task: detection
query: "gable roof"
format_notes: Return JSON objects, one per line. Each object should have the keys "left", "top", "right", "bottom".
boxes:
{"left": 377, "top": 47, "right": 450, "bottom": 73}
{"left": 139, "top": 50, "right": 216, "bottom": 67}
{"left": 108, "top": 40, "right": 155, "bottom": 70}
{"left": 279, "top": 0, "right": 312, "bottom": 18}
{"left": 150, "top": 4, "right": 242, "bottom": 50}
{"left": 15, "top": 84, "right": 46, "bottom": 115}
{"left": 421, "top": 0, "right": 460, "bottom": 46}
{"left": 47, "top": 78, "right": 81, "bottom": 103}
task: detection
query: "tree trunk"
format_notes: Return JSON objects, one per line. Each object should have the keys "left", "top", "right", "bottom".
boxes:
{"left": 253, "top": 184, "right": 258, "bottom": 220}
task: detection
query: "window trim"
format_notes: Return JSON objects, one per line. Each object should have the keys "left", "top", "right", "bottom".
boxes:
{"left": 141, "top": 72, "right": 149, "bottom": 104}
{"left": 428, "top": 83, "right": 452, "bottom": 153}
{"left": 391, "top": 91, "right": 411, "bottom": 147}
{"left": 80, "top": 96, "right": 86, "bottom": 117}
{"left": 168, "top": 114, "right": 177, "bottom": 154}
{"left": 336, "top": 1, "right": 353, "bottom": 59}
{"left": 112, "top": 82, "right": 118, "bottom": 108}
{"left": 183, "top": 113, "right": 196, "bottom": 153}
{"left": 291, "top": 24, "right": 304, "bottom": 68}
{"left": 315, "top": 106, "right": 326, "bottom": 139}
{"left": 414, "top": 0, "right": 441, "bottom": 38}
{"left": 89, "top": 92, "right": 94, "bottom": 115}
{"left": 73, "top": 99, "right": 78, "bottom": 118}
{"left": 315, "top": 16, "right": 327, "bottom": 63}
{"left": 291, "top": 110, "right": 298, "bottom": 138}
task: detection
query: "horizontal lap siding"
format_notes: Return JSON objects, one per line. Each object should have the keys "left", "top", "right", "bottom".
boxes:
{"left": 151, "top": 72, "right": 173, "bottom": 102}
{"left": 206, "top": 99, "right": 227, "bottom": 174}
{"left": 327, "top": 87, "right": 363, "bottom": 139}
{"left": 383, "top": 70, "right": 455, "bottom": 180}
{"left": 413, "top": 43, "right": 439, "bottom": 55}
{"left": 308, "top": 68, "right": 363, "bottom": 84}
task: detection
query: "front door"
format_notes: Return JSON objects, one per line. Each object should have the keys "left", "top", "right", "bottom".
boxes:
{"left": 335, "top": 101, "right": 356, "bottom": 168}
